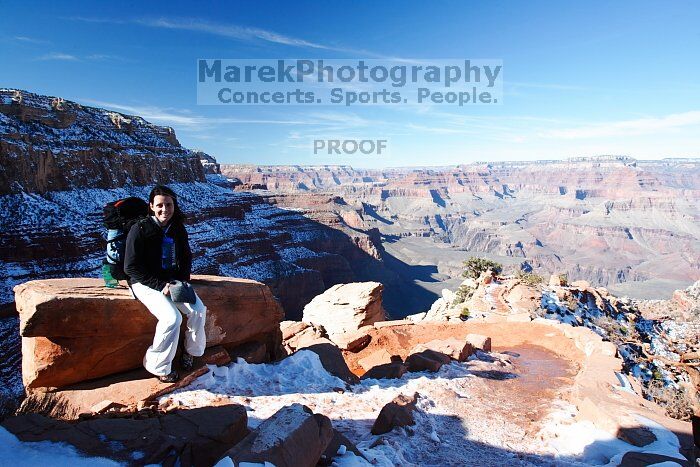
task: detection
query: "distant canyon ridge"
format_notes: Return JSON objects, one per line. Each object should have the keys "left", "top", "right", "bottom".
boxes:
{"left": 221, "top": 158, "right": 700, "bottom": 303}
{"left": 0, "top": 88, "right": 698, "bottom": 320}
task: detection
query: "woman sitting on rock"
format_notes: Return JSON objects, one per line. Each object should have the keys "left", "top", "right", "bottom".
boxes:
{"left": 124, "top": 185, "right": 207, "bottom": 383}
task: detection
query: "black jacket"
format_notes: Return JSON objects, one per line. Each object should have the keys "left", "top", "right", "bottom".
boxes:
{"left": 124, "top": 216, "right": 192, "bottom": 291}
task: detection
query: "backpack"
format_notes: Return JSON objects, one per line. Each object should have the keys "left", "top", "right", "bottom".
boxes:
{"left": 102, "top": 197, "right": 149, "bottom": 284}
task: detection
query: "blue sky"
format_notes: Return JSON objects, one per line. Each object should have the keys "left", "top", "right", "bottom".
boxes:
{"left": 1, "top": 1, "right": 699, "bottom": 168}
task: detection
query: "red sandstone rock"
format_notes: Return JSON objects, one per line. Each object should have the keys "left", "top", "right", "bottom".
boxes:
{"left": 361, "top": 362, "right": 407, "bottom": 380}
{"left": 280, "top": 320, "right": 311, "bottom": 340}
{"left": 465, "top": 333, "right": 492, "bottom": 352}
{"left": 15, "top": 276, "right": 283, "bottom": 389}
{"left": 2, "top": 404, "right": 248, "bottom": 466}
{"left": 201, "top": 346, "right": 232, "bottom": 367}
{"left": 405, "top": 349, "right": 451, "bottom": 373}
{"left": 303, "top": 341, "right": 359, "bottom": 385}
{"left": 357, "top": 349, "right": 395, "bottom": 371}
{"left": 302, "top": 282, "right": 386, "bottom": 343}
{"left": 411, "top": 338, "right": 476, "bottom": 362}
{"left": 228, "top": 341, "right": 268, "bottom": 364}
{"left": 280, "top": 320, "right": 326, "bottom": 353}
{"left": 371, "top": 393, "right": 418, "bottom": 435}
{"left": 374, "top": 319, "right": 414, "bottom": 329}
{"left": 504, "top": 283, "right": 541, "bottom": 315}
{"left": 89, "top": 400, "right": 122, "bottom": 415}
{"left": 223, "top": 403, "right": 333, "bottom": 467}
{"left": 333, "top": 326, "right": 373, "bottom": 352}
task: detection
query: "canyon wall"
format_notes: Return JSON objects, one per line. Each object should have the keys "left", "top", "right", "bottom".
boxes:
{"left": 0, "top": 90, "right": 387, "bottom": 319}
{"left": 0, "top": 89, "right": 205, "bottom": 194}
{"left": 221, "top": 161, "right": 700, "bottom": 300}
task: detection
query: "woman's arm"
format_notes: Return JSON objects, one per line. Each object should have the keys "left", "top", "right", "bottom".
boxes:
{"left": 124, "top": 223, "right": 167, "bottom": 291}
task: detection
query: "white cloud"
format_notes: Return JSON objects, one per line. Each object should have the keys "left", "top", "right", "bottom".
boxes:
{"left": 77, "top": 99, "right": 350, "bottom": 129}
{"left": 540, "top": 110, "right": 700, "bottom": 139}
{"left": 67, "top": 16, "right": 382, "bottom": 56}
{"left": 405, "top": 123, "right": 470, "bottom": 134}
{"left": 508, "top": 81, "right": 590, "bottom": 91}
{"left": 85, "top": 54, "right": 128, "bottom": 62}
{"left": 13, "top": 36, "right": 50, "bottom": 45}
{"left": 139, "top": 17, "right": 334, "bottom": 50}
{"left": 35, "top": 53, "right": 79, "bottom": 61}
{"left": 34, "top": 52, "right": 126, "bottom": 62}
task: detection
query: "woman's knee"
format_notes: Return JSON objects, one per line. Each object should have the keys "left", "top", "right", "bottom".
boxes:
{"left": 160, "top": 307, "right": 183, "bottom": 328}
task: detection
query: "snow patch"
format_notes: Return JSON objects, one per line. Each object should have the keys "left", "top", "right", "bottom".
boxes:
{"left": 0, "top": 426, "right": 120, "bottom": 466}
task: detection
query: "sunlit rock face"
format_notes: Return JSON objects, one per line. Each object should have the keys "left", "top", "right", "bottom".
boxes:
{"left": 0, "top": 89, "right": 206, "bottom": 194}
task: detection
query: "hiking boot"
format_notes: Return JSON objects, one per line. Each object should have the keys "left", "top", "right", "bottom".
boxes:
{"left": 158, "top": 371, "right": 179, "bottom": 383}
{"left": 181, "top": 352, "right": 194, "bottom": 371}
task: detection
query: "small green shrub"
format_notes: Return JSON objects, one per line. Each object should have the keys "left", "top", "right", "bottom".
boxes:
{"left": 516, "top": 270, "right": 544, "bottom": 286}
{"left": 558, "top": 273, "right": 569, "bottom": 286}
{"left": 565, "top": 295, "right": 579, "bottom": 311}
{"left": 461, "top": 257, "right": 503, "bottom": 279}
{"left": 452, "top": 285, "right": 475, "bottom": 306}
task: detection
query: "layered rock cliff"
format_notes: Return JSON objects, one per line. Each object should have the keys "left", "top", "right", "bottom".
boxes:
{"left": 0, "top": 89, "right": 205, "bottom": 194}
{"left": 0, "top": 90, "right": 387, "bottom": 319}
{"left": 221, "top": 161, "right": 700, "bottom": 300}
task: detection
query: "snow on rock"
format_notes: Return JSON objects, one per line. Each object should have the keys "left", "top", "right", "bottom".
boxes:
{"left": 302, "top": 282, "right": 386, "bottom": 342}
{"left": 538, "top": 405, "right": 686, "bottom": 466}
{"left": 160, "top": 345, "right": 680, "bottom": 466}
{"left": 0, "top": 426, "right": 120, "bottom": 466}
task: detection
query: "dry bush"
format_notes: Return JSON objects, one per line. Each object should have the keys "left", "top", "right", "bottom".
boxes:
{"left": 558, "top": 273, "right": 569, "bottom": 286}
{"left": 592, "top": 316, "right": 635, "bottom": 345}
{"left": 565, "top": 295, "right": 579, "bottom": 311}
{"left": 644, "top": 379, "right": 696, "bottom": 421}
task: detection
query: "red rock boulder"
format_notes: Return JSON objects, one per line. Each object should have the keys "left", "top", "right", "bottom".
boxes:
{"left": 15, "top": 275, "right": 284, "bottom": 389}
{"left": 222, "top": 403, "right": 333, "bottom": 467}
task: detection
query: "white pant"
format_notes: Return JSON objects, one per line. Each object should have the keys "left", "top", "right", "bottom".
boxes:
{"left": 131, "top": 282, "right": 207, "bottom": 376}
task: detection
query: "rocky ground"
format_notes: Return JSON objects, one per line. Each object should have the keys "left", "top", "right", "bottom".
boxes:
{"left": 0, "top": 273, "right": 697, "bottom": 466}
{"left": 412, "top": 272, "right": 700, "bottom": 423}
{"left": 160, "top": 285, "right": 696, "bottom": 465}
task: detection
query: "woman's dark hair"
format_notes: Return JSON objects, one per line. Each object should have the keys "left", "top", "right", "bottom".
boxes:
{"left": 148, "top": 185, "right": 186, "bottom": 224}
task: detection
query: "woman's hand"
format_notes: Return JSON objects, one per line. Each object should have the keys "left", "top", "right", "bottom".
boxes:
{"left": 161, "top": 283, "right": 171, "bottom": 296}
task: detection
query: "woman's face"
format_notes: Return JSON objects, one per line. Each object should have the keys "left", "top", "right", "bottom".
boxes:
{"left": 151, "top": 194, "right": 175, "bottom": 225}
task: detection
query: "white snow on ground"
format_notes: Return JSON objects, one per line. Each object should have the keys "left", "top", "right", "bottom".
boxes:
{"left": 483, "top": 281, "right": 498, "bottom": 309}
{"left": 0, "top": 426, "right": 120, "bottom": 466}
{"left": 538, "top": 403, "right": 686, "bottom": 466}
{"left": 160, "top": 350, "right": 687, "bottom": 466}
{"left": 614, "top": 372, "right": 637, "bottom": 395}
